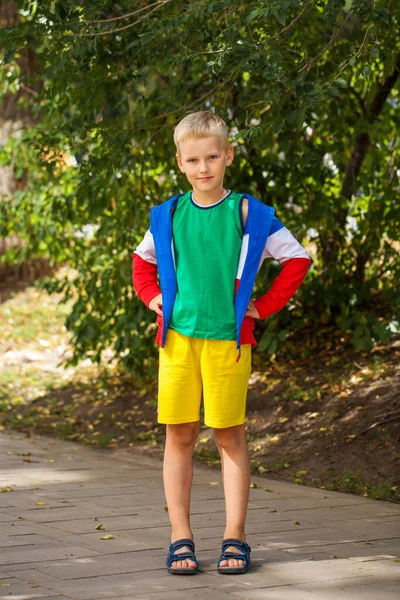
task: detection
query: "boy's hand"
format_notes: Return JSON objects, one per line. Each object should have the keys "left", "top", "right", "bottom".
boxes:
{"left": 149, "top": 293, "right": 163, "bottom": 316}
{"left": 246, "top": 300, "right": 260, "bottom": 319}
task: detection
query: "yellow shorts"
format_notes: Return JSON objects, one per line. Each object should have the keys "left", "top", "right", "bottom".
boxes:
{"left": 158, "top": 329, "right": 252, "bottom": 428}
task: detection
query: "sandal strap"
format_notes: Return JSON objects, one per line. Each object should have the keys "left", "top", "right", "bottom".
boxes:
{"left": 169, "top": 538, "right": 195, "bottom": 552}
{"left": 222, "top": 538, "right": 251, "bottom": 552}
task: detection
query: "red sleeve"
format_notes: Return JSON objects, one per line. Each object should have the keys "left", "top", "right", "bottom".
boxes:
{"left": 132, "top": 253, "right": 161, "bottom": 307}
{"left": 253, "top": 257, "right": 311, "bottom": 320}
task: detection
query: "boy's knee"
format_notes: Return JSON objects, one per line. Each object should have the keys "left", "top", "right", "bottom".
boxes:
{"left": 212, "top": 424, "right": 246, "bottom": 450}
{"left": 166, "top": 421, "right": 200, "bottom": 447}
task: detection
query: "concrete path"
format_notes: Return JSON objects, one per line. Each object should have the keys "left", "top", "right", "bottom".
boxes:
{"left": 0, "top": 429, "right": 399, "bottom": 600}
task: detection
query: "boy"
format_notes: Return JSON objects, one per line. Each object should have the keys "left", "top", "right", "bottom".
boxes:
{"left": 132, "top": 111, "right": 310, "bottom": 575}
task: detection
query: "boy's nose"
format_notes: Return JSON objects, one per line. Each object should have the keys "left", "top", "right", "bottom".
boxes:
{"left": 199, "top": 162, "right": 208, "bottom": 173}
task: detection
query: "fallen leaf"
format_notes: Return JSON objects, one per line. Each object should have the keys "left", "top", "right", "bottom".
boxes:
{"left": 56, "top": 499, "right": 68, "bottom": 503}
{"left": 101, "top": 534, "right": 113, "bottom": 540}
{"left": 209, "top": 481, "right": 220, "bottom": 485}
{"left": 95, "top": 524, "right": 105, "bottom": 530}
{"left": 199, "top": 437, "right": 208, "bottom": 443}
{"left": 250, "top": 483, "right": 259, "bottom": 488}
{"left": 264, "top": 487, "right": 273, "bottom": 492}
{"left": 258, "top": 466, "right": 269, "bottom": 473}
{"left": 0, "top": 486, "right": 13, "bottom": 493}
{"left": 35, "top": 501, "right": 46, "bottom": 505}
{"left": 293, "top": 521, "right": 301, "bottom": 525}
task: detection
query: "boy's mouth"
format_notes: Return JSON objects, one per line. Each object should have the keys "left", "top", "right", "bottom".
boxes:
{"left": 198, "top": 176, "right": 213, "bottom": 181}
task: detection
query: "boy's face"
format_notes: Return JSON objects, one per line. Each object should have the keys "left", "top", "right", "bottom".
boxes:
{"left": 176, "top": 136, "right": 234, "bottom": 197}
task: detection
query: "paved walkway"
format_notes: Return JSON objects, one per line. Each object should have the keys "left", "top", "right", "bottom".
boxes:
{"left": 0, "top": 430, "right": 399, "bottom": 600}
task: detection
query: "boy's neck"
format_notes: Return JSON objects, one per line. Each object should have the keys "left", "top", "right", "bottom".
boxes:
{"left": 191, "top": 187, "right": 228, "bottom": 206}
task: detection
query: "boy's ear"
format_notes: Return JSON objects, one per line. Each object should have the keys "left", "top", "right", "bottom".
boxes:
{"left": 226, "top": 145, "right": 234, "bottom": 166}
{"left": 176, "top": 153, "right": 185, "bottom": 173}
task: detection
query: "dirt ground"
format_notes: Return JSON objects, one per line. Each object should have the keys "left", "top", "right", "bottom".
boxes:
{"left": 3, "top": 335, "right": 399, "bottom": 502}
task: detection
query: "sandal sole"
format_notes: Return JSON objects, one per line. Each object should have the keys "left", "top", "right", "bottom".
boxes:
{"left": 218, "top": 566, "right": 248, "bottom": 574}
{"left": 167, "top": 567, "right": 198, "bottom": 575}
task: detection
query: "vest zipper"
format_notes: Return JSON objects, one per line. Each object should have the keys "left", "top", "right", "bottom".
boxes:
{"left": 236, "top": 343, "right": 241, "bottom": 362}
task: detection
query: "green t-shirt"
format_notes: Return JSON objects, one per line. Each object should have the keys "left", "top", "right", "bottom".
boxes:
{"left": 169, "top": 190, "right": 243, "bottom": 340}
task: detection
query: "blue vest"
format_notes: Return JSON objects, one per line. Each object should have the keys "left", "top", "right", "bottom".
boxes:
{"left": 150, "top": 193, "right": 275, "bottom": 354}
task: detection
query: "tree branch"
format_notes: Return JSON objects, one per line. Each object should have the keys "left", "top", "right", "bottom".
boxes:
{"left": 265, "top": 2, "right": 312, "bottom": 42}
{"left": 56, "top": 0, "right": 171, "bottom": 37}
{"left": 81, "top": 1, "right": 169, "bottom": 24}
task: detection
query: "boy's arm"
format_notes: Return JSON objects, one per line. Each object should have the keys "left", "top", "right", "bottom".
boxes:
{"left": 241, "top": 198, "right": 310, "bottom": 319}
{"left": 253, "top": 220, "right": 311, "bottom": 319}
{"left": 132, "top": 229, "right": 161, "bottom": 307}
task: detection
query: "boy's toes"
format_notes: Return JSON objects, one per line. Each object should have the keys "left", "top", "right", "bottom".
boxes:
{"left": 171, "top": 558, "right": 196, "bottom": 569}
{"left": 169, "top": 545, "right": 197, "bottom": 569}
{"left": 230, "top": 558, "right": 244, "bottom": 567}
{"left": 219, "top": 558, "right": 244, "bottom": 567}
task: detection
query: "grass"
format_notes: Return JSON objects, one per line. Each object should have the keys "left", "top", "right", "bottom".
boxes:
{"left": 323, "top": 471, "right": 399, "bottom": 502}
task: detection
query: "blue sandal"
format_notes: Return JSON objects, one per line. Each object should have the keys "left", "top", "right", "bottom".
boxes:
{"left": 217, "top": 538, "right": 251, "bottom": 574}
{"left": 166, "top": 538, "right": 199, "bottom": 575}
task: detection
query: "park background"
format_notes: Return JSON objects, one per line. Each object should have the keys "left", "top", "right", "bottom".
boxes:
{"left": 0, "top": 0, "right": 399, "bottom": 501}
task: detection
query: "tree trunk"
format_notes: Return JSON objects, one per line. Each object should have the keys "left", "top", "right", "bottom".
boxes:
{"left": 321, "top": 53, "right": 400, "bottom": 274}
{"left": 0, "top": 1, "right": 45, "bottom": 283}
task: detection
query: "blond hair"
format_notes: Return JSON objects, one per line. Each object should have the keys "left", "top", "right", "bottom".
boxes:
{"left": 174, "top": 111, "right": 229, "bottom": 155}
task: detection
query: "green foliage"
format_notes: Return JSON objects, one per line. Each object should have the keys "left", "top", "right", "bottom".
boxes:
{"left": 1, "top": 0, "right": 400, "bottom": 372}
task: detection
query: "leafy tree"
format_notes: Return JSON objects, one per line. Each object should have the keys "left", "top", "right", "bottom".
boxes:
{"left": 0, "top": 0, "right": 399, "bottom": 374}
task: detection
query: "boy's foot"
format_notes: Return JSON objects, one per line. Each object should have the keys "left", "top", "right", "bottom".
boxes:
{"left": 217, "top": 538, "right": 251, "bottom": 574}
{"left": 166, "top": 538, "right": 198, "bottom": 574}
{"left": 218, "top": 544, "right": 245, "bottom": 568}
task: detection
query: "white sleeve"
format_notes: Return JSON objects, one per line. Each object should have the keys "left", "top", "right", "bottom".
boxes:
{"left": 133, "top": 229, "right": 157, "bottom": 265}
{"left": 262, "top": 227, "right": 309, "bottom": 263}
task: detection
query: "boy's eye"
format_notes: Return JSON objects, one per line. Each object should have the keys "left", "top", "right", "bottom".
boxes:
{"left": 209, "top": 155, "right": 218, "bottom": 159}
{"left": 188, "top": 158, "right": 197, "bottom": 163}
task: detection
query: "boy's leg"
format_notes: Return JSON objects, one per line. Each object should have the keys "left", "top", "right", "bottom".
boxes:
{"left": 201, "top": 340, "right": 252, "bottom": 568}
{"left": 164, "top": 421, "right": 200, "bottom": 568}
{"left": 213, "top": 424, "right": 250, "bottom": 568}
{"left": 158, "top": 330, "right": 203, "bottom": 569}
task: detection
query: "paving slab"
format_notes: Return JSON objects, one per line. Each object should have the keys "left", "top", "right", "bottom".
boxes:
{"left": 0, "top": 429, "right": 399, "bottom": 600}
{"left": 0, "top": 577, "right": 55, "bottom": 598}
